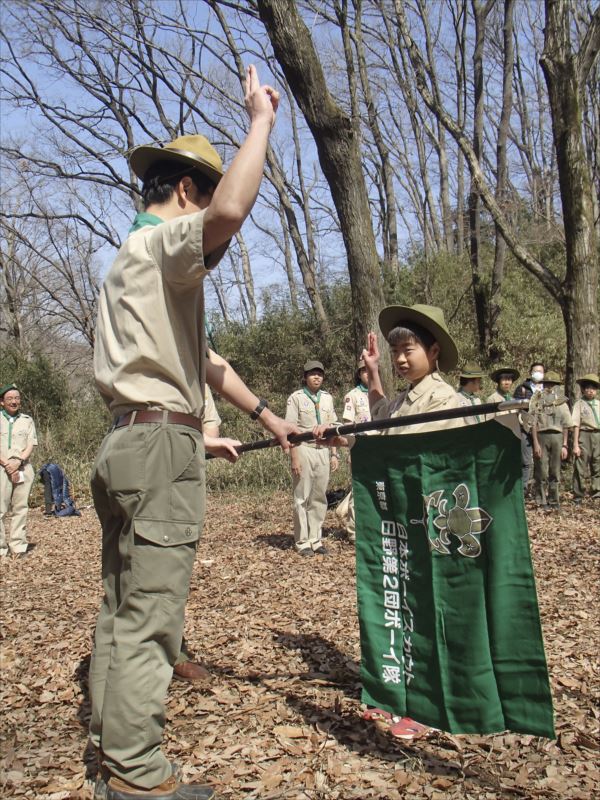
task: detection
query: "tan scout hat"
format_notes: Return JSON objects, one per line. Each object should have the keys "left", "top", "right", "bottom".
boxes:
{"left": 543, "top": 371, "right": 562, "bottom": 385}
{"left": 490, "top": 366, "right": 520, "bottom": 382}
{"left": 576, "top": 373, "right": 599, "bottom": 387}
{"left": 460, "top": 362, "right": 485, "bottom": 379}
{"left": 378, "top": 304, "right": 458, "bottom": 372}
{"left": 129, "top": 134, "right": 224, "bottom": 184}
{"left": 303, "top": 360, "right": 325, "bottom": 373}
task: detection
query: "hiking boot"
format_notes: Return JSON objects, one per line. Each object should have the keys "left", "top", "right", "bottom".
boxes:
{"left": 298, "top": 548, "right": 314, "bottom": 557}
{"left": 173, "top": 660, "right": 211, "bottom": 683}
{"left": 106, "top": 774, "right": 214, "bottom": 800}
{"left": 95, "top": 763, "right": 183, "bottom": 800}
{"left": 313, "top": 546, "right": 330, "bottom": 556}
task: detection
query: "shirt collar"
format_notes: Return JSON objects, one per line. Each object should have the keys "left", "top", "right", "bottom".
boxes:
{"left": 1, "top": 409, "right": 19, "bottom": 422}
{"left": 407, "top": 372, "right": 439, "bottom": 402}
{"left": 128, "top": 212, "right": 164, "bottom": 234}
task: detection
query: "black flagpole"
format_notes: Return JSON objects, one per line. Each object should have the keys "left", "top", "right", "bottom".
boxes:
{"left": 205, "top": 399, "right": 528, "bottom": 460}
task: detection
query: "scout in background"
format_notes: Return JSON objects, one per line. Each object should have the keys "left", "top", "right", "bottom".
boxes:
{"left": 487, "top": 366, "right": 520, "bottom": 413}
{"left": 315, "top": 303, "right": 463, "bottom": 741}
{"left": 513, "top": 362, "right": 545, "bottom": 496}
{"left": 571, "top": 373, "right": 600, "bottom": 503}
{"left": 336, "top": 360, "right": 371, "bottom": 543}
{"left": 531, "top": 371, "right": 574, "bottom": 511}
{"left": 0, "top": 383, "right": 38, "bottom": 558}
{"left": 457, "top": 362, "right": 485, "bottom": 423}
{"left": 285, "top": 360, "right": 339, "bottom": 557}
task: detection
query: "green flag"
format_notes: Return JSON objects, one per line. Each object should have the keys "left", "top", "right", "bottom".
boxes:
{"left": 352, "top": 419, "right": 554, "bottom": 738}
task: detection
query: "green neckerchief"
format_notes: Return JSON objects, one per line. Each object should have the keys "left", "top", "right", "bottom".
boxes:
{"left": 128, "top": 212, "right": 164, "bottom": 234}
{"left": 585, "top": 398, "right": 600, "bottom": 427}
{"left": 1, "top": 408, "right": 19, "bottom": 449}
{"left": 356, "top": 383, "right": 369, "bottom": 393}
{"left": 302, "top": 387, "right": 322, "bottom": 424}
{"left": 459, "top": 390, "right": 481, "bottom": 423}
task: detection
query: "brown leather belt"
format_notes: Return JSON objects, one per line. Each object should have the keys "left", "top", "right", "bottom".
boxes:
{"left": 113, "top": 410, "right": 203, "bottom": 433}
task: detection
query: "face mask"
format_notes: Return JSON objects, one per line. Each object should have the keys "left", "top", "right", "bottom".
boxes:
{"left": 531, "top": 371, "right": 544, "bottom": 382}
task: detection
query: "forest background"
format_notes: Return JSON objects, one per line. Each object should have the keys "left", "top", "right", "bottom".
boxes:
{"left": 1, "top": 0, "right": 599, "bottom": 500}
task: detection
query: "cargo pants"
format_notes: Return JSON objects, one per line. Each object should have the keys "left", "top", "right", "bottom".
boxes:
{"left": 573, "top": 430, "right": 600, "bottom": 498}
{"left": 292, "top": 444, "right": 329, "bottom": 552}
{"left": 534, "top": 431, "right": 562, "bottom": 506}
{"left": 0, "top": 463, "right": 34, "bottom": 556}
{"left": 89, "top": 419, "right": 205, "bottom": 789}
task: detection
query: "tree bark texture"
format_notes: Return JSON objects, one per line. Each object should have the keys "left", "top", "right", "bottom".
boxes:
{"left": 541, "top": 0, "right": 600, "bottom": 398}
{"left": 256, "top": 0, "right": 392, "bottom": 389}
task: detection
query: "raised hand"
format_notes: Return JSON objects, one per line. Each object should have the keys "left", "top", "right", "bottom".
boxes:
{"left": 244, "top": 64, "right": 280, "bottom": 129}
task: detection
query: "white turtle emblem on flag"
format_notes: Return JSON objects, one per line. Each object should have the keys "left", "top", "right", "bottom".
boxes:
{"left": 427, "top": 483, "right": 492, "bottom": 558}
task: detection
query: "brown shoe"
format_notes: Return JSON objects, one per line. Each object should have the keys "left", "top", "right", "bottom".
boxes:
{"left": 107, "top": 774, "right": 214, "bottom": 799}
{"left": 172, "top": 660, "right": 210, "bottom": 683}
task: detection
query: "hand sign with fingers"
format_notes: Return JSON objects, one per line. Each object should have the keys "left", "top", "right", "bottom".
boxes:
{"left": 244, "top": 64, "right": 280, "bottom": 129}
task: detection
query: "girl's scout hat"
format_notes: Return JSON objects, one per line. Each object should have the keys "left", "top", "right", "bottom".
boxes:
{"left": 129, "top": 134, "right": 224, "bottom": 185}
{"left": 303, "top": 360, "right": 325, "bottom": 373}
{"left": 576, "top": 373, "right": 599, "bottom": 387}
{"left": 490, "top": 366, "right": 520, "bottom": 382}
{"left": 460, "top": 362, "right": 485, "bottom": 379}
{"left": 378, "top": 304, "right": 458, "bottom": 372}
{"left": 542, "top": 371, "right": 562, "bottom": 385}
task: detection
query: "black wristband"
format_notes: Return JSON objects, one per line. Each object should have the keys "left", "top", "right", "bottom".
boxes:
{"left": 250, "top": 398, "right": 268, "bottom": 420}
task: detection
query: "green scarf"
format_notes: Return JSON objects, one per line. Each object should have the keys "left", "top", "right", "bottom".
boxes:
{"left": 128, "top": 212, "right": 164, "bottom": 234}
{"left": 459, "top": 390, "right": 481, "bottom": 423}
{"left": 585, "top": 399, "right": 600, "bottom": 427}
{"left": 302, "top": 387, "right": 322, "bottom": 424}
{"left": 1, "top": 408, "right": 19, "bottom": 449}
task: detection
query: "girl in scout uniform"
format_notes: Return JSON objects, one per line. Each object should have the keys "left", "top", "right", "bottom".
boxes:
{"left": 531, "top": 371, "right": 574, "bottom": 510}
{"left": 487, "top": 367, "right": 520, "bottom": 415}
{"left": 457, "top": 362, "right": 485, "bottom": 424}
{"left": 285, "top": 361, "right": 339, "bottom": 556}
{"left": 571, "top": 373, "right": 600, "bottom": 502}
{"left": 315, "top": 304, "right": 464, "bottom": 740}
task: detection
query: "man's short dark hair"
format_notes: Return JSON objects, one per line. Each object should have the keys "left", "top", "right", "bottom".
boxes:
{"left": 141, "top": 160, "right": 216, "bottom": 208}
{"left": 530, "top": 361, "right": 544, "bottom": 372}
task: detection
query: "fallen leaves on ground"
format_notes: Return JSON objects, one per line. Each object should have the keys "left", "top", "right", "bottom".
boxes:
{"left": 1, "top": 492, "right": 598, "bottom": 799}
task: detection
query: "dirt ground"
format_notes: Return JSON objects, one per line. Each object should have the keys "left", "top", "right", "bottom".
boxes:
{"left": 1, "top": 492, "right": 599, "bottom": 799}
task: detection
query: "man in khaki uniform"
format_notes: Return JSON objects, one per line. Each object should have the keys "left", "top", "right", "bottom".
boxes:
{"left": 286, "top": 361, "right": 338, "bottom": 556}
{"left": 531, "top": 371, "right": 573, "bottom": 511}
{"left": 337, "top": 360, "right": 371, "bottom": 542}
{"left": 572, "top": 373, "right": 600, "bottom": 502}
{"left": 90, "top": 67, "right": 297, "bottom": 800}
{"left": 0, "top": 384, "right": 37, "bottom": 558}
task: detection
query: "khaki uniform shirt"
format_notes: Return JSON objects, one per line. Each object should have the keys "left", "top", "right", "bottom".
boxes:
{"left": 285, "top": 389, "right": 338, "bottom": 446}
{"left": 343, "top": 386, "right": 371, "bottom": 424}
{"left": 457, "top": 390, "right": 483, "bottom": 424}
{"left": 371, "top": 372, "right": 464, "bottom": 435}
{"left": 94, "top": 211, "right": 227, "bottom": 418}
{"left": 532, "top": 393, "right": 574, "bottom": 433}
{"left": 203, "top": 386, "right": 221, "bottom": 431}
{"left": 571, "top": 398, "right": 599, "bottom": 431}
{"left": 0, "top": 412, "right": 37, "bottom": 463}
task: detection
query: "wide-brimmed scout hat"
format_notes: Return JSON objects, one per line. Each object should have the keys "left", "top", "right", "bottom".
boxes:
{"left": 378, "top": 304, "right": 458, "bottom": 373}
{"left": 576, "top": 373, "right": 599, "bottom": 387}
{"left": 543, "top": 371, "right": 562, "bottom": 385}
{"left": 303, "top": 360, "right": 325, "bottom": 374}
{"left": 460, "top": 362, "right": 485, "bottom": 380}
{"left": 490, "top": 366, "right": 520, "bottom": 382}
{"left": 0, "top": 383, "right": 18, "bottom": 399}
{"left": 129, "top": 134, "right": 224, "bottom": 184}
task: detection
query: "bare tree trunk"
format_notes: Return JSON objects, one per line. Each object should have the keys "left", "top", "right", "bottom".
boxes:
{"left": 489, "top": 0, "right": 515, "bottom": 362}
{"left": 541, "top": 0, "right": 600, "bottom": 399}
{"left": 235, "top": 232, "right": 257, "bottom": 324}
{"left": 256, "top": 0, "right": 392, "bottom": 388}
{"left": 468, "top": 0, "right": 494, "bottom": 354}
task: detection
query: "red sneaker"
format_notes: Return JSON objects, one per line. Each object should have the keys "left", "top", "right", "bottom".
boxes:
{"left": 388, "top": 717, "right": 432, "bottom": 740}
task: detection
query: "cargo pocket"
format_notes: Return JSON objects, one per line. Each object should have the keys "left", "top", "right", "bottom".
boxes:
{"left": 131, "top": 518, "right": 200, "bottom": 596}
{"left": 169, "top": 428, "right": 205, "bottom": 524}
